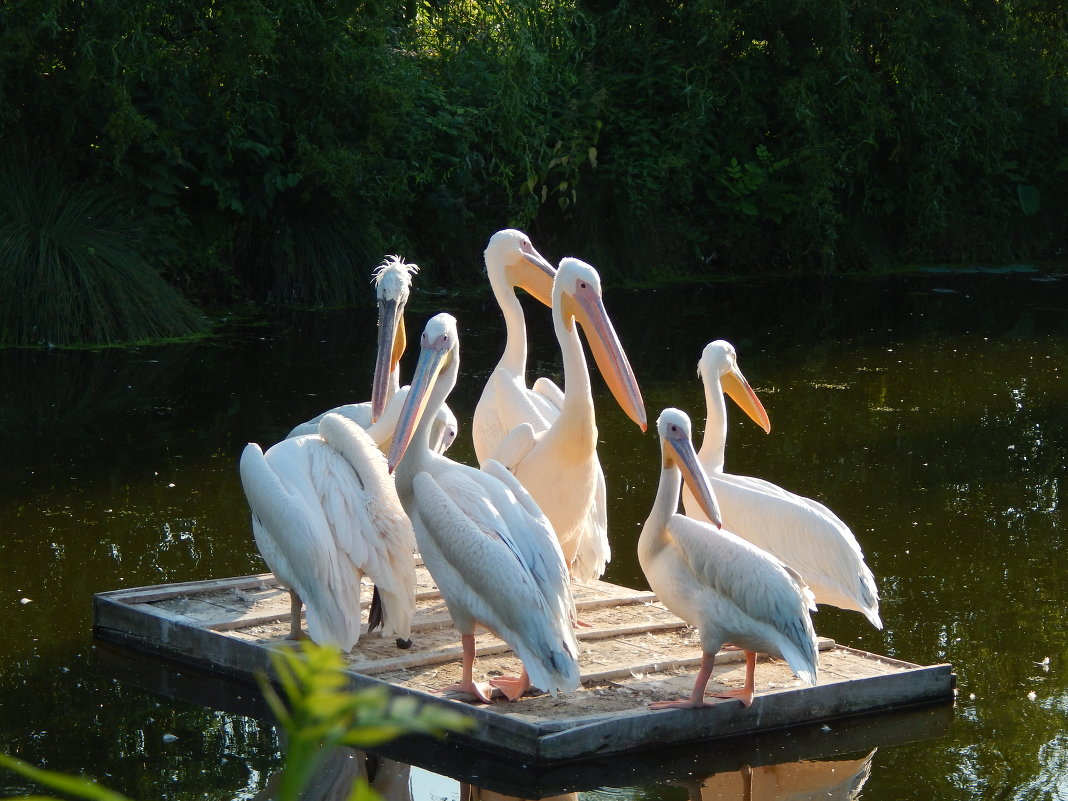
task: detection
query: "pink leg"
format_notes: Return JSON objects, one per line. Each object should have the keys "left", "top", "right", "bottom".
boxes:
{"left": 440, "top": 633, "right": 494, "bottom": 703}
{"left": 489, "top": 668, "right": 533, "bottom": 701}
{"left": 649, "top": 650, "right": 718, "bottom": 709}
{"left": 287, "top": 591, "right": 308, "bottom": 641}
{"left": 711, "top": 650, "right": 757, "bottom": 707}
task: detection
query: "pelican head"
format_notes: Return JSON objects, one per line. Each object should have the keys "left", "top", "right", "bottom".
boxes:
{"left": 554, "top": 257, "right": 647, "bottom": 431}
{"left": 430, "top": 404, "right": 459, "bottom": 454}
{"left": 484, "top": 229, "right": 557, "bottom": 307}
{"left": 387, "top": 313, "right": 459, "bottom": 473}
{"left": 370, "top": 255, "right": 419, "bottom": 421}
{"left": 657, "top": 408, "right": 723, "bottom": 528}
{"left": 698, "top": 340, "right": 771, "bottom": 433}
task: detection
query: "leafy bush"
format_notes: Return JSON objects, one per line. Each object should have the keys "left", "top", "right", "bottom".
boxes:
{"left": 0, "top": 0, "right": 1064, "bottom": 337}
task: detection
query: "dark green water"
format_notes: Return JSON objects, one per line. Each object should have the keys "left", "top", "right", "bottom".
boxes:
{"left": 1, "top": 265, "right": 1065, "bottom": 800}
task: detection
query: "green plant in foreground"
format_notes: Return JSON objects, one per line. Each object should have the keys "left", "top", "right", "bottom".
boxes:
{"left": 0, "top": 642, "right": 471, "bottom": 801}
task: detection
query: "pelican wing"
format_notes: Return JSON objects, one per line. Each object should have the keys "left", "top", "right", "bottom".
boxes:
{"left": 474, "top": 368, "right": 557, "bottom": 461}
{"left": 239, "top": 439, "right": 364, "bottom": 650}
{"left": 687, "top": 471, "right": 881, "bottom": 627}
{"left": 315, "top": 413, "right": 417, "bottom": 638}
{"left": 531, "top": 376, "right": 565, "bottom": 414}
{"left": 488, "top": 422, "right": 537, "bottom": 471}
{"left": 481, "top": 459, "right": 576, "bottom": 624}
{"left": 287, "top": 402, "right": 373, "bottom": 439}
{"left": 570, "top": 459, "right": 610, "bottom": 582}
{"left": 288, "top": 389, "right": 457, "bottom": 459}
{"left": 667, "top": 513, "right": 818, "bottom": 683}
{"left": 411, "top": 469, "right": 580, "bottom": 694}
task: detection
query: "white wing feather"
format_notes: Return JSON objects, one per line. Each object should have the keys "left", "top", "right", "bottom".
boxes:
{"left": 664, "top": 513, "right": 818, "bottom": 684}
{"left": 240, "top": 439, "right": 364, "bottom": 650}
{"left": 684, "top": 472, "right": 881, "bottom": 627}
{"left": 239, "top": 414, "right": 417, "bottom": 650}
{"left": 410, "top": 467, "right": 579, "bottom": 695}
{"left": 473, "top": 368, "right": 556, "bottom": 463}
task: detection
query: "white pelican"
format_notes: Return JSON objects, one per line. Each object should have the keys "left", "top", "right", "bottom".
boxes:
{"left": 491, "top": 257, "right": 646, "bottom": 580}
{"left": 387, "top": 313, "right": 579, "bottom": 703}
{"left": 640, "top": 408, "right": 818, "bottom": 708}
{"left": 682, "top": 340, "right": 882, "bottom": 628}
{"left": 286, "top": 255, "right": 457, "bottom": 455}
{"left": 239, "top": 412, "right": 417, "bottom": 652}
{"left": 471, "top": 229, "right": 558, "bottom": 464}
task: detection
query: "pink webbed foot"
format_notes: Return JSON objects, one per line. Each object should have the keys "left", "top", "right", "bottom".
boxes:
{"left": 711, "top": 686, "right": 755, "bottom": 707}
{"left": 489, "top": 673, "right": 532, "bottom": 702}
{"left": 440, "top": 680, "right": 495, "bottom": 704}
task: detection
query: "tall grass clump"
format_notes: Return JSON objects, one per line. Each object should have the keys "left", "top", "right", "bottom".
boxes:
{"left": 0, "top": 162, "right": 206, "bottom": 347}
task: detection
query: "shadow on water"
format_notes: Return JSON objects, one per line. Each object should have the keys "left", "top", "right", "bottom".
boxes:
{"left": 1, "top": 266, "right": 1066, "bottom": 801}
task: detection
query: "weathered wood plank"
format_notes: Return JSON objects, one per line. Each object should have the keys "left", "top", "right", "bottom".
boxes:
{"left": 95, "top": 574, "right": 279, "bottom": 605}
{"left": 92, "top": 572, "right": 956, "bottom": 764}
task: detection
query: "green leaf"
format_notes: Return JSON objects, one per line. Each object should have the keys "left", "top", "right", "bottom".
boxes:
{"left": 236, "top": 140, "right": 272, "bottom": 157}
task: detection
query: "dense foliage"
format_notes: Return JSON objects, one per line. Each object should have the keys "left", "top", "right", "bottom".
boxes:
{"left": 1, "top": 0, "right": 1065, "bottom": 343}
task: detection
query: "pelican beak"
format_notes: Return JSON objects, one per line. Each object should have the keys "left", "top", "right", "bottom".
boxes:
{"left": 665, "top": 428, "right": 723, "bottom": 528}
{"left": 510, "top": 245, "right": 557, "bottom": 307}
{"left": 722, "top": 365, "right": 771, "bottom": 433}
{"left": 563, "top": 288, "right": 648, "bottom": 431}
{"left": 371, "top": 297, "right": 406, "bottom": 422}
{"left": 387, "top": 336, "right": 449, "bottom": 473}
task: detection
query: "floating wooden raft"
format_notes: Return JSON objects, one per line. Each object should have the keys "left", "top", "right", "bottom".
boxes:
{"left": 93, "top": 568, "right": 955, "bottom": 763}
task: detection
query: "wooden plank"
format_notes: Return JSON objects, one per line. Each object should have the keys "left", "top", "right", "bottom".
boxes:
{"left": 578, "top": 637, "right": 838, "bottom": 685}
{"left": 92, "top": 572, "right": 956, "bottom": 764}
{"left": 96, "top": 574, "right": 279, "bottom": 605}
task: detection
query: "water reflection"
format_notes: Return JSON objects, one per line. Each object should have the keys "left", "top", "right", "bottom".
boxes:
{"left": 667, "top": 751, "right": 874, "bottom": 801}
{"left": 252, "top": 746, "right": 879, "bottom": 801}
{"left": 253, "top": 747, "right": 413, "bottom": 801}
{"left": 90, "top": 644, "right": 952, "bottom": 801}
